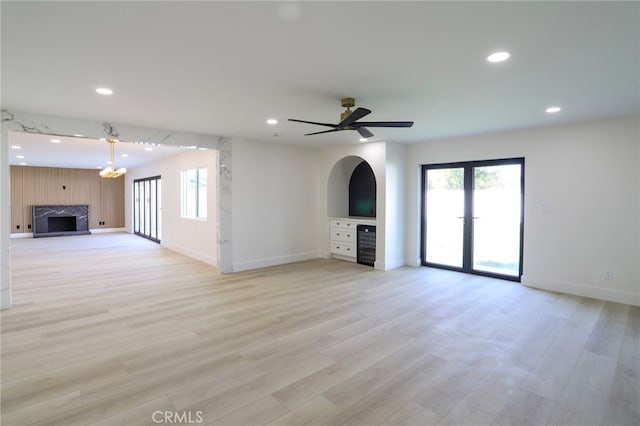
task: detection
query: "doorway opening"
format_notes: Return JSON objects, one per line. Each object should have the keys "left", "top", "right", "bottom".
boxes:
{"left": 421, "top": 158, "right": 524, "bottom": 281}
{"left": 133, "top": 175, "right": 161, "bottom": 243}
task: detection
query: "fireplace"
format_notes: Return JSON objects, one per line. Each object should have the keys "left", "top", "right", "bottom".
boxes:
{"left": 33, "top": 205, "right": 91, "bottom": 238}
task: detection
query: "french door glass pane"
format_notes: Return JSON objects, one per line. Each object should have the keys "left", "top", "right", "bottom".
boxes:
{"left": 472, "top": 164, "right": 521, "bottom": 276}
{"left": 144, "top": 180, "right": 151, "bottom": 236}
{"left": 150, "top": 180, "right": 157, "bottom": 240}
{"left": 425, "top": 168, "right": 464, "bottom": 268}
{"left": 157, "top": 180, "right": 162, "bottom": 240}
{"left": 133, "top": 182, "right": 140, "bottom": 233}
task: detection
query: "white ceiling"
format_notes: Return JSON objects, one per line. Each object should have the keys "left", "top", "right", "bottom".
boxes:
{"left": 2, "top": 2, "right": 639, "bottom": 168}
{"left": 7, "top": 132, "right": 185, "bottom": 169}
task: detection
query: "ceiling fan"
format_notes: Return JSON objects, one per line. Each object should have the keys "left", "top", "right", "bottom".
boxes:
{"left": 288, "top": 97, "right": 414, "bottom": 139}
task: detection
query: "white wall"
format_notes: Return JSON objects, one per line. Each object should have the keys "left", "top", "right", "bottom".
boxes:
{"left": 125, "top": 149, "right": 218, "bottom": 267}
{"left": 385, "top": 142, "right": 406, "bottom": 270}
{"left": 1, "top": 126, "right": 11, "bottom": 308}
{"left": 231, "top": 139, "right": 321, "bottom": 271}
{"left": 405, "top": 115, "right": 640, "bottom": 305}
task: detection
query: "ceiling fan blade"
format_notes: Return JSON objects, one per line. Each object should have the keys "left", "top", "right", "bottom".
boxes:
{"left": 305, "top": 128, "right": 344, "bottom": 136}
{"left": 288, "top": 118, "right": 337, "bottom": 128}
{"left": 354, "top": 121, "right": 414, "bottom": 128}
{"left": 356, "top": 127, "right": 374, "bottom": 139}
{"left": 338, "top": 107, "right": 372, "bottom": 128}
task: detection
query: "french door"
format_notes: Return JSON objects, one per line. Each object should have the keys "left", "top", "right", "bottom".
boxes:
{"left": 421, "top": 158, "right": 524, "bottom": 281}
{"left": 133, "top": 176, "right": 161, "bottom": 243}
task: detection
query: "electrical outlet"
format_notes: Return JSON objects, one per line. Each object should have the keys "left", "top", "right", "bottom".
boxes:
{"left": 605, "top": 271, "right": 614, "bottom": 280}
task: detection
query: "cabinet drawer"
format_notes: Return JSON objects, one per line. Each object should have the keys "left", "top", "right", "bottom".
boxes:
{"left": 330, "top": 219, "right": 356, "bottom": 230}
{"left": 331, "top": 242, "right": 355, "bottom": 257}
{"left": 331, "top": 228, "right": 355, "bottom": 242}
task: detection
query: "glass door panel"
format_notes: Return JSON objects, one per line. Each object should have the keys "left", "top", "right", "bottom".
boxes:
{"left": 157, "top": 179, "right": 162, "bottom": 240}
{"left": 143, "top": 180, "right": 150, "bottom": 236}
{"left": 150, "top": 179, "right": 157, "bottom": 240}
{"left": 424, "top": 167, "right": 465, "bottom": 268}
{"left": 133, "top": 176, "right": 161, "bottom": 243}
{"left": 472, "top": 164, "right": 522, "bottom": 277}
{"left": 422, "top": 159, "right": 523, "bottom": 281}
{"left": 133, "top": 182, "right": 140, "bottom": 233}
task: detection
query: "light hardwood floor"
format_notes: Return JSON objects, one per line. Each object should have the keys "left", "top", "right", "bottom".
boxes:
{"left": 1, "top": 233, "right": 638, "bottom": 426}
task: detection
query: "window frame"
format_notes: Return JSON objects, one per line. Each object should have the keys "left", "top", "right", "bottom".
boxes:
{"left": 181, "top": 167, "right": 207, "bottom": 220}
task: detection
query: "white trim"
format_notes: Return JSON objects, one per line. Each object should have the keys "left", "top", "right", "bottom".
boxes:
{"left": 521, "top": 275, "right": 640, "bottom": 307}
{"left": 382, "top": 258, "right": 405, "bottom": 271}
{"left": 232, "top": 251, "right": 320, "bottom": 272}
{"left": 10, "top": 232, "right": 33, "bottom": 239}
{"left": 90, "top": 228, "right": 126, "bottom": 234}
{"left": 161, "top": 242, "right": 217, "bottom": 268}
{"left": 0, "top": 288, "right": 11, "bottom": 310}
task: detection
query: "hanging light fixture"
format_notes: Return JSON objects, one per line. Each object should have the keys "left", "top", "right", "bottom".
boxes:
{"left": 99, "top": 139, "right": 127, "bottom": 178}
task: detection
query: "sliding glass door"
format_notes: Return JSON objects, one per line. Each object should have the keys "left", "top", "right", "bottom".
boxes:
{"left": 133, "top": 175, "right": 161, "bottom": 243}
{"left": 422, "top": 158, "right": 524, "bottom": 281}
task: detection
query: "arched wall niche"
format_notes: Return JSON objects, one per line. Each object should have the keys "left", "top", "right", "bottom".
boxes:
{"left": 327, "top": 155, "right": 377, "bottom": 218}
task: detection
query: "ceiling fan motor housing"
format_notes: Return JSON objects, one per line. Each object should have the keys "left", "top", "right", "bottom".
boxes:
{"left": 340, "top": 97, "right": 356, "bottom": 121}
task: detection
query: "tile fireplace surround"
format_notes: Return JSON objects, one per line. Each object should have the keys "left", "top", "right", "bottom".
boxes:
{"left": 32, "top": 205, "right": 91, "bottom": 238}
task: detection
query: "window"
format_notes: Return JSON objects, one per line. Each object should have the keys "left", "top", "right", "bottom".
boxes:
{"left": 181, "top": 168, "right": 207, "bottom": 219}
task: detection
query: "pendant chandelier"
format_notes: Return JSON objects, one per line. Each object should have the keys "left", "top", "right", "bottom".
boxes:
{"left": 99, "top": 139, "right": 127, "bottom": 178}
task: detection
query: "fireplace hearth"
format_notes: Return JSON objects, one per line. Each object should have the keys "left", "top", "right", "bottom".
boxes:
{"left": 33, "top": 205, "right": 91, "bottom": 238}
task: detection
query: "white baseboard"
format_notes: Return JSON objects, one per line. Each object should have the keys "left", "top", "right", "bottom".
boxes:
{"left": 90, "top": 228, "right": 126, "bottom": 234}
{"left": 521, "top": 275, "right": 640, "bottom": 306}
{"left": 318, "top": 250, "right": 331, "bottom": 259}
{"left": 383, "top": 258, "right": 405, "bottom": 271}
{"left": 162, "top": 243, "right": 217, "bottom": 267}
{"left": 1, "top": 288, "right": 11, "bottom": 310}
{"left": 233, "top": 251, "right": 320, "bottom": 272}
{"left": 10, "top": 232, "right": 32, "bottom": 239}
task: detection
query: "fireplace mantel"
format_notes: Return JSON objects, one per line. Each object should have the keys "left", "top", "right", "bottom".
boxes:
{"left": 32, "top": 205, "right": 91, "bottom": 238}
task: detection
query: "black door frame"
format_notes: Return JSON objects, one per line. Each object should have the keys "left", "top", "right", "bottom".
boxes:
{"left": 420, "top": 157, "right": 524, "bottom": 282}
{"left": 133, "top": 175, "right": 161, "bottom": 243}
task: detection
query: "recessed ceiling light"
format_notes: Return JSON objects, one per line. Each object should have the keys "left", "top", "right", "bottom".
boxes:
{"left": 50, "top": 138, "right": 61, "bottom": 143}
{"left": 121, "top": 153, "right": 129, "bottom": 158}
{"left": 20, "top": 162, "right": 27, "bottom": 166}
{"left": 266, "top": 118, "right": 278, "bottom": 125}
{"left": 16, "top": 155, "right": 24, "bottom": 159}
{"left": 11, "top": 145, "right": 21, "bottom": 150}
{"left": 96, "top": 87, "right": 113, "bottom": 95}
{"left": 359, "top": 138, "right": 368, "bottom": 142}
{"left": 145, "top": 147, "right": 153, "bottom": 151}
{"left": 487, "top": 51, "right": 510, "bottom": 63}
{"left": 546, "top": 106, "right": 562, "bottom": 113}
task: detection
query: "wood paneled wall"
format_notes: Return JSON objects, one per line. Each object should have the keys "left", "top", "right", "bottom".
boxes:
{"left": 10, "top": 166, "right": 125, "bottom": 233}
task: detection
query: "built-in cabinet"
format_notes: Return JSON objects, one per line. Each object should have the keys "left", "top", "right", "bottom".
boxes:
{"left": 10, "top": 166, "right": 124, "bottom": 233}
{"left": 327, "top": 156, "right": 378, "bottom": 265}
{"left": 329, "top": 217, "right": 376, "bottom": 262}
